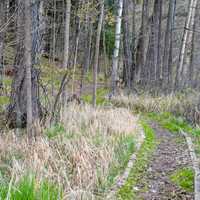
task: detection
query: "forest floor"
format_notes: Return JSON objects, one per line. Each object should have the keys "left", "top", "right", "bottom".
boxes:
{"left": 136, "top": 122, "right": 194, "bottom": 200}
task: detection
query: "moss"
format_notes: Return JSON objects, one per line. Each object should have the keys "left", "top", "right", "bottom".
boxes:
{"left": 170, "top": 168, "right": 194, "bottom": 192}
{"left": 117, "top": 121, "right": 157, "bottom": 200}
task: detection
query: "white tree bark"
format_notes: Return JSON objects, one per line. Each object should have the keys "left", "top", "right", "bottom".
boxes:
{"left": 111, "top": 0, "right": 123, "bottom": 95}
{"left": 175, "top": 0, "right": 197, "bottom": 88}
{"left": 182, "top": 0, "right": 198, "bottom": 86}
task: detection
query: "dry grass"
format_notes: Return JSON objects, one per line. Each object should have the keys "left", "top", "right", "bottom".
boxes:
{"left": 0, "top": 103, "right": 143, "bottom": 199}
{"left": 111, "top": 92, "right": 200, "bottom": 123}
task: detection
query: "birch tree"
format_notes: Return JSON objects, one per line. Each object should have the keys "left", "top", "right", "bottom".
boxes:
{"left": 111, "top": 0, "right": 123, "bottom": 95}
{"left": 175, "top": 0, "right": 197, "bottom": 89}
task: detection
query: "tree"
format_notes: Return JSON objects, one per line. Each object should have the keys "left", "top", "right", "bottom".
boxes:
{"left": 92, "top": 0, "right": 104, "bottom": 107}
{"left": 111, "top": 0, "right": 123, "bottom": 95}
{"left": 175, "top": 0, "right": 197, "bottom": 89}
{"left": 63, "top": 0, "right": 71, "bottom": 69}
{"left": 7, "top": 0, "right": 42, "bottom": 130}
{"left": 162, "top": 0, "right": 176, "bottom": 91}
{"left": 135, "top": 0, "right": 149, "bottom": 85}
{"left": 0, "top": 0, "right": 6, "bottom": 90}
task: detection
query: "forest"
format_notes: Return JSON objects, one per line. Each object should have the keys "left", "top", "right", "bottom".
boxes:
{"left": 0, "top": 0, "right": 200, "bottom": 199}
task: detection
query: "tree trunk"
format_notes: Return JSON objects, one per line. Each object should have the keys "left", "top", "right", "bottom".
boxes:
{"left": 111, "top": 0, "right": 123, "bottom": 95}
{"left": 63, "top": 0, "right": 71, "bottom": 68}
{"left": 183, "top": 0, "right": 198, "bottom": 88}
{"left": 136, "top": 0, "right": 149, "bottom": 85}
{"left": 7, "top": 0, "right": 42, "bottom": 130}
{"left": 162, "top": 0, "right": 176, "bottom": 91}
{"left": 189, "top": 1, "right": 199, "bottom": 87}
{"left": 175, "top": 0, "right": 196, "bottom": 89}
{"left": 92, "top": 0, "right": 104, "bottom": 107}
{"left": 0, "top": 0, "right": 6, "bottom": 90}
{"left": 123, "top": 0, "right": 133, "bottom": 91}
{"left": 24, "top": 0, "right": 33, "bottom": 136}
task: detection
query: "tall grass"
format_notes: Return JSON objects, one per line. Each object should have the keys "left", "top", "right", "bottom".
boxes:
{"left": 0, "top": 174, "right": 62, "bottom": 200}
{"left": 0, "top": 103, "right": 143, "bottom": 199}
{"left": 111, "top": 92, "right": 200, "bottom": 124}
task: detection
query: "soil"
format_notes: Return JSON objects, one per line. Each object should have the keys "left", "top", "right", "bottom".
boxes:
{"left": 136, "top": 122, "right": 194, "bottom": 200}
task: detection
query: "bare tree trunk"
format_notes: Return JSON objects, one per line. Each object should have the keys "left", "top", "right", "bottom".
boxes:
{"left": 123, "top": 0, "right": 133, "bottom": 91}
{"left": 162, "top": 0, "right": 176, "bottom": 91}
{"left": 175, "top": 0, "right": 196, "bottom": 89}
{"left": 111, "top": 0, "right": 123, "bottom": 95}
{"left": 136, "top": 0, "right": 149, "bottom": 85}
{"left": 7, "top": 0, "right": 42, "bottom": 130}
{"left": 61, "top": 0, "right": 71, "bottom": 109}
{"left": 0, "top": 0, "right": 6, "bottom": 90}
{"left": 63, "top": 0, "right": 71, "bottom": 68}
{"left": 156, "top": 0, "right": 163, "bottom": 86}
{"left": 183, "top": 0, "right": 198, "bottom": 87}
{"left": 24, "top": 0, "right": 33, "bottom": 137}
{"left": 92, "top": 0, "right": 104, "bottom": 107}
{"left": 189, "top": 1, "right": 198, "bottom": 87}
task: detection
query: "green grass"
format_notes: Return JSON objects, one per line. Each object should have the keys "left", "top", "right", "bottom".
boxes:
{"left": 98, "top": 135, "right": 136, "bottom": 194}
{"left": 106, "top": 135, "right": 136, "bottom": 187}
{"left": 0, "top": 174, "right": 62, "bottom": 200}
{"left": 117, "top": 121, "right": 157, "bottom": 200}
{"left": 82, "top": 88, "right": 110, "bottom": 105}
{"left": 147, "top": 112, "right": 200, "bottom": 156}
{"left": 147, "top": 112, "right": 193, "bottom": 133}
{"left": 44, "top": 123, "right": 66, "bottom": 139}
{"left": 170, "top": 168, "right": 194, "bottom": 192}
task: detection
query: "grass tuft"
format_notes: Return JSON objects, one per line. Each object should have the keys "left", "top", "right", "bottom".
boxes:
{"left": 170, "top": 168, "right": 194, "bottom": 192}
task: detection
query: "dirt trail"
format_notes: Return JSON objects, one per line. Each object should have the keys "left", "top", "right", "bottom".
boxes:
{"left": 137, "top": 122, "right": 194, "bottom": 200}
